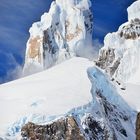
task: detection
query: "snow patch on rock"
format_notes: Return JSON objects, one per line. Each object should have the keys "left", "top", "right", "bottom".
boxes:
{"left": 23, "top": 0, "right": 93, "bottom": 76}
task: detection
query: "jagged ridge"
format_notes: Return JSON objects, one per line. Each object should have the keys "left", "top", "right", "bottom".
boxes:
{"left": 20, "top": 67, "right": 135, "bottom": 140}
{"left": 23, "top": 0, "right": 93, "bottom": 76}
{"left": 96, "top": 0, "right": 140, "bottom": 83}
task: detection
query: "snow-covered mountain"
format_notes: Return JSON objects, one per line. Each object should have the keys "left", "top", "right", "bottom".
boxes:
{"left": 95, "top": 1, "right": 140, "bottom": 139}
{"left": 96, "top": 0, "right": 140, "bottom": 83}
{"left": 0, "top": 57, "right": 136, "bottom": 140}
{"left": 1, "top": 0, "right": 140, "bottom": 140}
{"left": 23, "top": 0, "right": 93, "bottom": 76}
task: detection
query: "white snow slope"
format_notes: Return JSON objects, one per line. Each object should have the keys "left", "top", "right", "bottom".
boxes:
{"left": 122, "top": 83, "right": 140, "bottom": 112}
{"left": 1, "top": 0, "right": 140, "bottom": 139}
{"left": 0, "top": 57, "right": 137, "bottom": 140}
{"left": 0, "top": 57, "right": 92, "bottom": 138}
{"left": 96, "top": 0, "right": 140, "bottom": 113}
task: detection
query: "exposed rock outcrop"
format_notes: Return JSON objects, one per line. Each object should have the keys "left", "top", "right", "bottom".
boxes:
{"left": 136, "top": 112, "right": 140, "bottom": 140}
{"left": 81, "top": 91, "right": 130, "bottom": 140}
{"left": 21, "top": 116, "right": 85, "bottom": 140}
{"left": 119, "top": 18, "right": 140, "bottom": 40}
{"left": 95, "top": 48, "right": 121, "bottom": 76}
{"left": 95, "top": 1, "right": 140, "bottom": 83}
{"left": 20, "top": 67, "right": 135, "bottom": 140}
{"left": 23, "top": 0, "right": 93, "bottom": 76}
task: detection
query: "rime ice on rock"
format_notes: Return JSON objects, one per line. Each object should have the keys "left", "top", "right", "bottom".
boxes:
{"left": 23, "top": 0, "right": 93, "bottom": 76}
{"left": 96, "top": 0, "right": 140, "bottom": 83}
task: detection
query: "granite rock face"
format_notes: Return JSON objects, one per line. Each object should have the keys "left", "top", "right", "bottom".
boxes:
{"left": 119, "top": 18, "right": 140, "bottom": 40}
{"left": 95, "top": 48, "right": 121, "bottom": 77}
{"left": 136, "top": 112, "right": 140, "bottom": 140}
{"left": 95, "top": 18, "right": 140, "bottom": 76}
{"left": 95, "top": 1, "right": 140, "bottom": 83}
{"left": 21, "top": 116, "right": 85, "bottom": 140}
{"left": 23, "top": 0, "right": 93, "bottom": 76}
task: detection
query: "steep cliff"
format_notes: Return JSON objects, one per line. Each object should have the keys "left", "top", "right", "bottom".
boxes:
{"left": 21, "top": 116, "right": 85, "bottom": 140}
{"left": 23, "top": 0, "right": 93, "bottom": 76}
{"left": 95, "top": 1, "right": 140, "bottom": 139}
{"left": 1, "top": 0, "right": 140, "bottom": 140}
{"left": 96, "top": 0, "right": 140, "bottom": 83}
{"left": 136, "top": 112, "right": 140, "bottom": 140}
{"left": 0, "top": 58, "right": 136, "bottom": 140}
{"left": 20, "top": 66, "right": 135, "bottom": 140}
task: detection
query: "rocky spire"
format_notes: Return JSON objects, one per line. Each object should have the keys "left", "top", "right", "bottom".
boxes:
{"left": 23, "top": 0, "right": 93, "bottom": 76}
{"left": 95, "top": 0, "right": 140, "bottom": 83}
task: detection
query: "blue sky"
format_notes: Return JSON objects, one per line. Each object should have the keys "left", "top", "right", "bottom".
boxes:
{"left": 0, "top": 0, "right": 135, "bottom": 83}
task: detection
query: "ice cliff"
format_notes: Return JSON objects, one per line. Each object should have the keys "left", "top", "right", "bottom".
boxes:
{"left": 96, "top": 0, "right": 140, "bottom": 83}
{"left": 23, "top": 0, "right": 93, "bottom": 76}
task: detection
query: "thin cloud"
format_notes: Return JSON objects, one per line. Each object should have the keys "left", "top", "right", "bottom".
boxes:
{"left": 94, "top": 24, "right": 110, "bottom": 35}
{"left": 0, "top": 0, "right": 53, "bottom": 83}
{"left": 0, "top": 51, "right": 23, "bottom": 84}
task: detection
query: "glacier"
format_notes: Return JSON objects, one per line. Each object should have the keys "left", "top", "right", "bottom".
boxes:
{"left": 0, "top": 58, "right": 93, "bottom": 138}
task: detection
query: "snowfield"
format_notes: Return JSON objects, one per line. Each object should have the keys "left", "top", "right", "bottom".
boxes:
{"left": 1, "top": 0, "right": 140, "bottom": 139}
{"left": 121, "top": 83, "right": 140, "bottom": 112}
{"left": 0, "top": 57, "right": 138, "bottom": 140}
{"left": 0, "top": 57, "right": 93, "bottom": 137}
{"left": 0, "top": 56, "right": 139, "bottom": 140}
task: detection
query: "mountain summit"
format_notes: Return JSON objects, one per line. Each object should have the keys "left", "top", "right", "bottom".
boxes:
{"left": 1, "top": 0, "right": 140, "bottom": 140}
{"left": 23, "top": 0, "right": 93, "bottom": 76}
